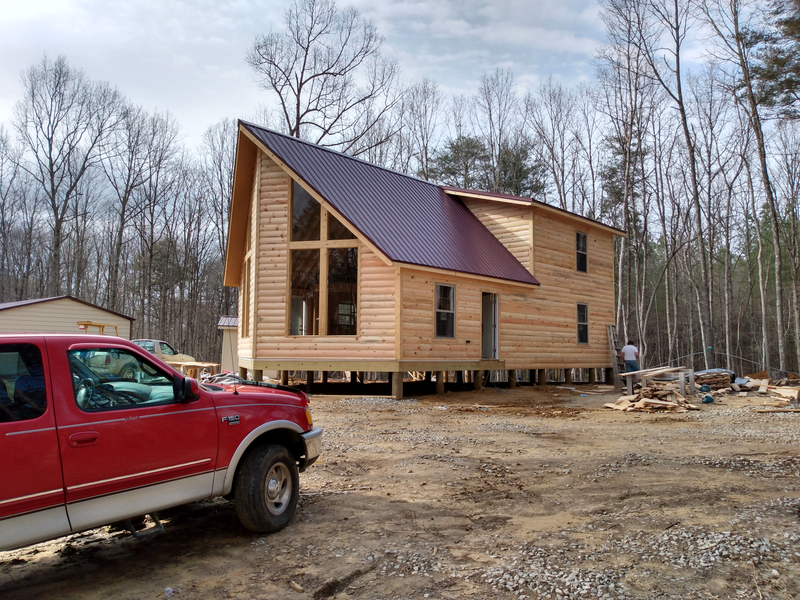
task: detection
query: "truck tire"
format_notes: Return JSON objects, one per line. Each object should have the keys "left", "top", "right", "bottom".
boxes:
{"left": 234, "top": 444, "right": 299, "bottom": 533}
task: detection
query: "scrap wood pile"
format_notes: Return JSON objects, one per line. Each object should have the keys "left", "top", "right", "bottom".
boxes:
{"left": 694, "top": 372, "right": 732, "bottom": 390}
{"left": 743, "top": 378, "right": 800, "bottom": 412}
{"left": 604, "top": 383, "right": 699, "bottom": 413}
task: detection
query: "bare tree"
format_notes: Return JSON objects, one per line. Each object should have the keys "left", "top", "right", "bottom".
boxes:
{"left": 246, "top": 0, "right": 399, "bottom": 155}
{"left": 635, "top": 0, "right": 717, "bottom": 368}
{"left": 525, "top": 77, "right": 578, "bottom": 210}
{"left": 13, "top": 55, "right": 121, "bottom": 296}
{"left": 405, "top": 78, "right": 444, "bottom": 180}
{"left": 698, "top": 0, "right": 788, "bottom": 371}
{"left": 199, "top": 118, "right": 238, "bottom": 317}
{"left": 100, "top": 104, "right": 154, "bottom": 311}
{"left": 0, "top": 127, "right": 20, "bottom": 300}
{"left": 472, "top": 68, "right": 520, "bottom": 193}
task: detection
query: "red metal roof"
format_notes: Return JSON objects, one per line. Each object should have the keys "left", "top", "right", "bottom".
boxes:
{"left": 242, "top": 122, "right": 539, "bottom": 286}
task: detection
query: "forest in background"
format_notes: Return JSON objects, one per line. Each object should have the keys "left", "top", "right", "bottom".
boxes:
{"left": 1, "top": 0, "right": 798, "bottom": 374}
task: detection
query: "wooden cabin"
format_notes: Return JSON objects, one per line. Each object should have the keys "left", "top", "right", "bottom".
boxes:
{"left": 224, "top": 121, "right": 625, "bottom": 397}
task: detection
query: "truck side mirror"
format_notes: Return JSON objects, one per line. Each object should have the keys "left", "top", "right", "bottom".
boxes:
{"left": 178, "top": 377, "right": 201, "bottom": 402}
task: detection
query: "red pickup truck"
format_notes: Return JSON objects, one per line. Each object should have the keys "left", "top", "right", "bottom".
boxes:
{"left": 0, "top": 334, "right": 322, "bottom": 552}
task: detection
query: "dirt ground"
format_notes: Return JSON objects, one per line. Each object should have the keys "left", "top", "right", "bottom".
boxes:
{"left": 2, "top": 384, "right": 800, "bottom": 600}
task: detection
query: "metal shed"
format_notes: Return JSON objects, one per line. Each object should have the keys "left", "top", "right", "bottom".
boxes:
{"left": 0, "top": 296, "right": 134, "bottom": 339}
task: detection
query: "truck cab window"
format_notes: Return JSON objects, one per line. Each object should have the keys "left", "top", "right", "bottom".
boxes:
{"left": 0, "top": 343, "right": 46, "bottom": 422}
{"left": 68, "top": 348, "right": 176, "bottom": 411}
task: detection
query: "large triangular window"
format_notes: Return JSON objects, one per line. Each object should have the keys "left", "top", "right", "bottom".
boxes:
{"left": 289, "top": 181, "right": 359, "bottom": 336}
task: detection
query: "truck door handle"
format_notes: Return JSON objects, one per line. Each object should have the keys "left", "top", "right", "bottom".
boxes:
{"left": 69, "top": 431, "right": 100, "bottom": 447}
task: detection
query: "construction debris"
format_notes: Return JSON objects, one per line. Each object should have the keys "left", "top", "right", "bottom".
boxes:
{"left": 694, "top": 371, "right": 732, "bottom": 389}
{"left": 604, "top": 381, "right": 700, "bottom": 413}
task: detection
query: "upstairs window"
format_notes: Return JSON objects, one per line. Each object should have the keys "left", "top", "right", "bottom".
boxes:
{"left": 435, "top": 284, "right": 456, "bottom": 338}
{"left": 577, "top": 303, "right": 589, "bottom": 344}
{"left": 576, "top": 231, "right": 587, "bottom": 273}
{"left": 328, "top": 212, "right": 356, "bottom": 240}
{"left": 289, "top": 182, "right": 358, "bottom": 336}
{"left": 292, "top": 181, "right": 320, "bottom": 241}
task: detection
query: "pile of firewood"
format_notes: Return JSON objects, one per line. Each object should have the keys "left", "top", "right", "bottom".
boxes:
{"left": 694, "top": 372, "right": 732, "bottom": 390}
{"left": 604, "top": 382, "right": 700, "bottom": 413}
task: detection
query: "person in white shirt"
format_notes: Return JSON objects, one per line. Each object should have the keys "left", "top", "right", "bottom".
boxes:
{"left": 620, "top": 341, "right": 639, "bottom": 372}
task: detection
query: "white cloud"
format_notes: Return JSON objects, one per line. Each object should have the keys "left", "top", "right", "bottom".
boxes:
{"left": 0, "top": 0, "right": 607, "bottom": 146}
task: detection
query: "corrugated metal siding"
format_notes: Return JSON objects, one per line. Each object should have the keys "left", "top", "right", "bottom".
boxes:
{"left": 243, "top": 123, "right": 539, "bottom": 286}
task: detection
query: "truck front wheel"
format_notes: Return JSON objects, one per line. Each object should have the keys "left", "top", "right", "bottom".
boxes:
{"left": 234, "top": 445, "right": 299, "bottom": 532}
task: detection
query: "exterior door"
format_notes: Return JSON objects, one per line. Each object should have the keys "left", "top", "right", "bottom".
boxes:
{"left": 481, "top": 293, "right": 498, "bottom": 359}
{"left": 49, "top": 339, "right": 219, "bottom": 531}
{"left": 0, "top": 338, "right": 70, "bottom": 551}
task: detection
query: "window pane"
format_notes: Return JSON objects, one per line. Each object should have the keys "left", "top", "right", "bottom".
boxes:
{"left": 68, "top": 348, "right": 176, "bottom": 411}
{"left": 436, "top": 284, "right": 454, "bottom": 311}
{"left": 435, "top": 284, "right": 456, "bottom": 338}
{"left": 576, "top": 232, "right": 587, "bottom": 253}
{"left": 328, "top": 248, "right": 358, "bottom": 335}
{"left": 577, "top": 303, "right": 588, "bottom": 344}
{"left": 577, "top": 303, "right": 588, "bottom": 323}
{"left": 0, "top": 344, "right": 46, "bottom": 422}
{"left": 290, "top": 249, "right": 320, "bottom": 335}
{"left": 292, "top": 181, "right": 320, "bottom": 241}
{"left": 328, "top": 213, "right": 356, "bottom": 240}
{"left": 577, "top": 252, "right": 587, "bottom": 273}
{"left": 436, "top": 312, "right": 455, "bottom": 338}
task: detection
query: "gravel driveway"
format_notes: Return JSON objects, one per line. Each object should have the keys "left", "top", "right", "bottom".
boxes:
{"left": 2, "top": 385, "right": 799, "bottom": 600}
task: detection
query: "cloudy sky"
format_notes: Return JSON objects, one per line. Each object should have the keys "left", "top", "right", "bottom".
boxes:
{"left": 0, "top": 0, "right": 606, "bottom": 147}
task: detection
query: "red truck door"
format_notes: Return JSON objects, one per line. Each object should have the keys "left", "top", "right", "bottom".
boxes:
{"left": 49, "top": 340, "right": 219, "bottom": 532}
{"left": 0, "top": 338, "right": 70, "bottom": 551}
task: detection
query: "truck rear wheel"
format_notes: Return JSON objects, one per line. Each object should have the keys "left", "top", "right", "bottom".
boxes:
{"left": 234, "top": 445, "right": 299, "bottom": 533}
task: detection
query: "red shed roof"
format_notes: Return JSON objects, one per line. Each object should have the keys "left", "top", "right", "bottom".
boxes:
{"left": 239, "top": 122, "right": 539, "bottom": 286}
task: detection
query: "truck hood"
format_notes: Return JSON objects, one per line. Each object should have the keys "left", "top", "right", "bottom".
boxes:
{"left": 201, "top": 382, "right": 308, "bottom": 408}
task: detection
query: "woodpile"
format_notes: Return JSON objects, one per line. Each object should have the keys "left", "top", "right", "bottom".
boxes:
{"left": 604, "top": 382, "right": 700, "bottom": 413}
{"left": 694, "top": 372, "right": 731, "bottom": 390}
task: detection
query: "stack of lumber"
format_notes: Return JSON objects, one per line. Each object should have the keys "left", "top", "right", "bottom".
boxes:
{"left": 604, "top": 382, "right": 700, "bottom": 413}
{"left": 694, "top": 372, "right": 732, "bottom": 390}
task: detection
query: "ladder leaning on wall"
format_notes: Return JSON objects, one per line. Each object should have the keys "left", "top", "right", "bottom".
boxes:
{"left": 607, "top": 324, "right": 626, "bottom": 382}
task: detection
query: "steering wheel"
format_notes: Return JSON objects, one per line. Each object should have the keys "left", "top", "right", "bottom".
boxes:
{"left": 76, "top": 378, "right": 96, "bottom": 409}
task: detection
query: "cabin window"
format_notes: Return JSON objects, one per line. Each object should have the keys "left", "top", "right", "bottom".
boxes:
{"left": 435, "top": 284, "right": 456, "bottom": 338}
{"left": 576, "top": 231, "right": 587, "bottom": 273}
{"left": 290, "top": 249, "right": 320, "bottom": 335}
{"left": 577, "top": 303, "right": 589, "bottom": 344}
{"left": 287, "top": 182, "right": 359, "bottom": 336}
{"left": 292, "top": 181, "right": 321, "bottom": 241}
{"left": 327, "top": 248, "right": 358, "bottom": 335}
{"left": 328, "top": 212, "right": 356, "bottom": 240}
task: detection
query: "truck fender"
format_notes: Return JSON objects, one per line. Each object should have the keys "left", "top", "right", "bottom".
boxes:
{"left": 220, "top": 420, "right": 305, "bottom": 495}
